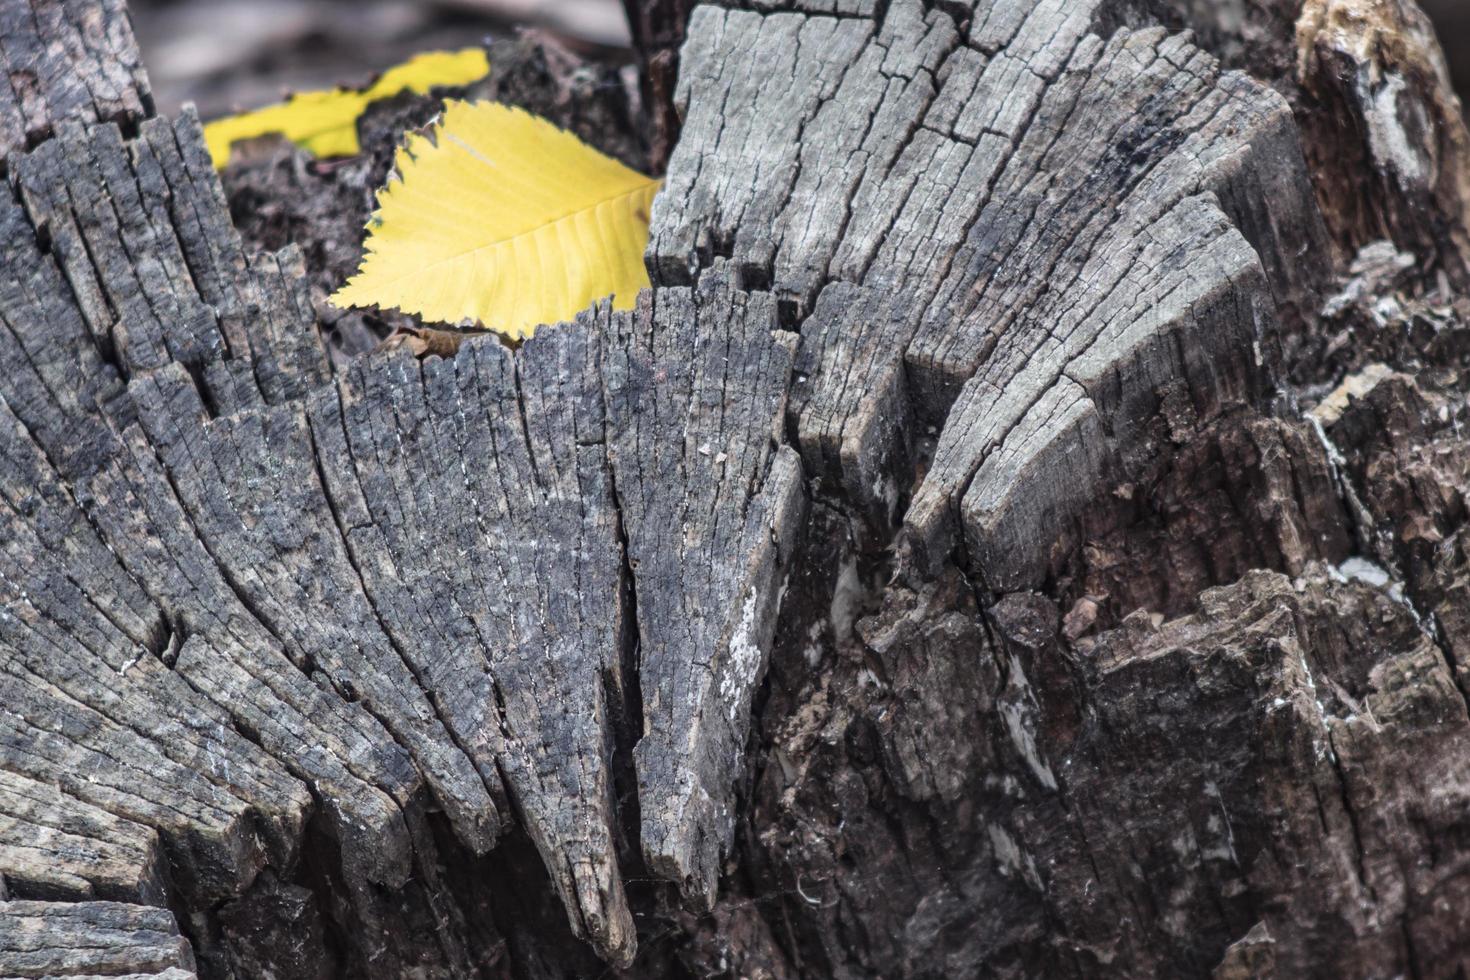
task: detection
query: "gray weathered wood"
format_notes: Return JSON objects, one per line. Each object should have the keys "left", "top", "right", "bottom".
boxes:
{"left": 0, "top": 0, "right": 151, "bottom": 159}
{"left": 0, "top": 900, "right": 195, "bottom": 979}
{"left": 603, "top": 266, "right": 804, "bottom": 905}
{"left": 0, "top": 769, "right": 166, "bottom": 904}
{"left": 654, "top": 0, "right": 1330, "bottom": 592}
{"left": 0, "top": 23, "right": 807, "bottom": 963}
{"left": 306, "top": 322, "right": 636, "bottom": 962}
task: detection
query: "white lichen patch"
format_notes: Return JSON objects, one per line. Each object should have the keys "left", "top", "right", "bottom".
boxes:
{"left": 1337, "top": 555, "right": 1391, "bottom": 588}
{"left": 720, "top": 587, "right": 762, "bottom": 722}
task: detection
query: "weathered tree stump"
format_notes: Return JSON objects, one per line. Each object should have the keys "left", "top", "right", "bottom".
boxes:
{"left": 3, "top": 0, "right": 1470, "bottom": 977}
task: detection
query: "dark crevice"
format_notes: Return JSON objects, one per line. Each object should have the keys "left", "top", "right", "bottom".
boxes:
{"left": 1401, "top": 912, "right": 1425, "bottom": 980}
{"left": 301, "top": 393, "right": 507, "bottom": 823}
{"left": 694, "top": 0, "right": 876, "bottom": 23}
{"left": 1324, "top": 729, "right": 1377, "bottom": 904}
{"left": 603, "top": 437, "right": 648, "bottom": 882}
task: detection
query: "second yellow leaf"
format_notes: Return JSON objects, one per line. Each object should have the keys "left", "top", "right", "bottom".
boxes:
{"left": 203, "top": 49, "right": 491, "bottom": 168}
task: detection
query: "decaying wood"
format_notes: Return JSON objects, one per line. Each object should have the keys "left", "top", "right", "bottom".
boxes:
{"left": 1131, "top": 0, "right": 1470, "bottom": 283}
{"left": 1295, "top": 0, "right": 1470, "bottom": 281}
{"left": 5, "top": 0, "right": 1470, "bottom": 976}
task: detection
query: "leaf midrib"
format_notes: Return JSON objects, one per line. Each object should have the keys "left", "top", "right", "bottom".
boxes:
{"left": 351, "top": 177, "right": 660, "bottom": 295}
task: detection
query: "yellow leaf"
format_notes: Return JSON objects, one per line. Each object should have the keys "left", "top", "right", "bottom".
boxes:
{"left": 203, "top": 48, "right": 491, "bottom": 168}
{"left": 331, "top": 101, "right": 661, "bottom": 339}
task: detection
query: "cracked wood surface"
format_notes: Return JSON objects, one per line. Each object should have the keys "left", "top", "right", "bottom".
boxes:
{"left": 655, "top": 0, "right": 1329, "bottom": 589}
{"left": 4, "top": 0, "right": 1469, "bottom": 975}
{"left": 603, "top": 268, "right": 804, "bottom": 905}
{"left": 0, "top": 900, "right": 196, "bottom": 979}
{"left": 0, "top": 11, "right": 804, "bottom": 962}
{"left": 0, "top": 0, "right": 150, "bottom": 158}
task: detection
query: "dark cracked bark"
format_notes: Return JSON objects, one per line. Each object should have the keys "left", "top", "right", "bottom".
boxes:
{"left": 4, "top": 0, "right": 1470, "bottom": 977}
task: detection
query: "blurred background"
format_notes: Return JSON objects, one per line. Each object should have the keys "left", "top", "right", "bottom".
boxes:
{"left": 129, "top": 0, "right": 1467, "bottom": 126}
{"left": 130, "top": 0, "right": 633, "bottom": 119}
{"left": 1424, "top": 0, "right": 1468, "bottom": 101}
